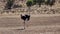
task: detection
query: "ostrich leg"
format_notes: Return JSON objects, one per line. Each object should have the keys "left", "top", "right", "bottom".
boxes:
{"left": 24, "top": 21, "right": 25, "bottom": 29}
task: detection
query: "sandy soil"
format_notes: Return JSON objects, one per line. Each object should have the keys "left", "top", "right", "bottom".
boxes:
{"left": 0, "top": 14, "right": 60, "bottom": 34}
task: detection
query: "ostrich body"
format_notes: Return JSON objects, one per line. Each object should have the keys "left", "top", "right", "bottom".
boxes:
{"left": 21, "top": 14, "right": 30, "bottom": 21}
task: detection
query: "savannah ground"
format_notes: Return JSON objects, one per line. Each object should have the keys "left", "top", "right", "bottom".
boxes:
{"left": 0, "top": 14, "right": 60, "bottom": 34}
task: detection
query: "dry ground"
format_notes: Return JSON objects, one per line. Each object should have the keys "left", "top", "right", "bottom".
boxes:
{"left": 0, "top": 14, "right": 60, "bottom": 34}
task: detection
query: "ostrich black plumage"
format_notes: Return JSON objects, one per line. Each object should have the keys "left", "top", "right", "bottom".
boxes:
{"left": 21, "top": 14, "right": 26, "bottom": 21}
{"left": 21, "top": 14, "right": 30, "bottom": 21}
{"left": 25, "top": 14, "right": 30, "bottom": 21}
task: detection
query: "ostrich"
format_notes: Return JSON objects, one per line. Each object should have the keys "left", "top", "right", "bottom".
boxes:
{"left": 21, "top": 14, "right": 30, "bottom": 29}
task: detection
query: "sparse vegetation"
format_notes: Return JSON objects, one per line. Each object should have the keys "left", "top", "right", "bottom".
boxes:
{"left": 5, "top": 0, "right": 15, "bottom": 9}
{"left": 45, "top": 0, "right": 55, "bottom": 6}
{"left": 0, "top": 0, "right": 59, "bottom": 14}
{"left": 36, "top": 0, "right": 44, "bottom": 7}
{"left": 26, "top": 0, "right": 33, "bottom": 13}
{"left": 13, "top": 5, "right": 22, "bottom": 8}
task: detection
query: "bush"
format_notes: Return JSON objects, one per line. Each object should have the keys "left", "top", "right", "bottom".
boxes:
{"left": 5, "top": 0, "right": 14, "bottom": 9}
{"left": 26, "top": 1, "right": 33, "bottom": 7}
{"left": 13, "top": 5, "right": 22, "bottom": 8}
{"left": 45, "top": 0, "right": 55, "bottom": 6}
{"left": 33, "top": 0, "right": 45, "bottom": 7}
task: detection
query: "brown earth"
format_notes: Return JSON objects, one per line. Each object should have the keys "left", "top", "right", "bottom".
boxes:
{"left": 0, "top": 14, "right": 60, "bottom": 34}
